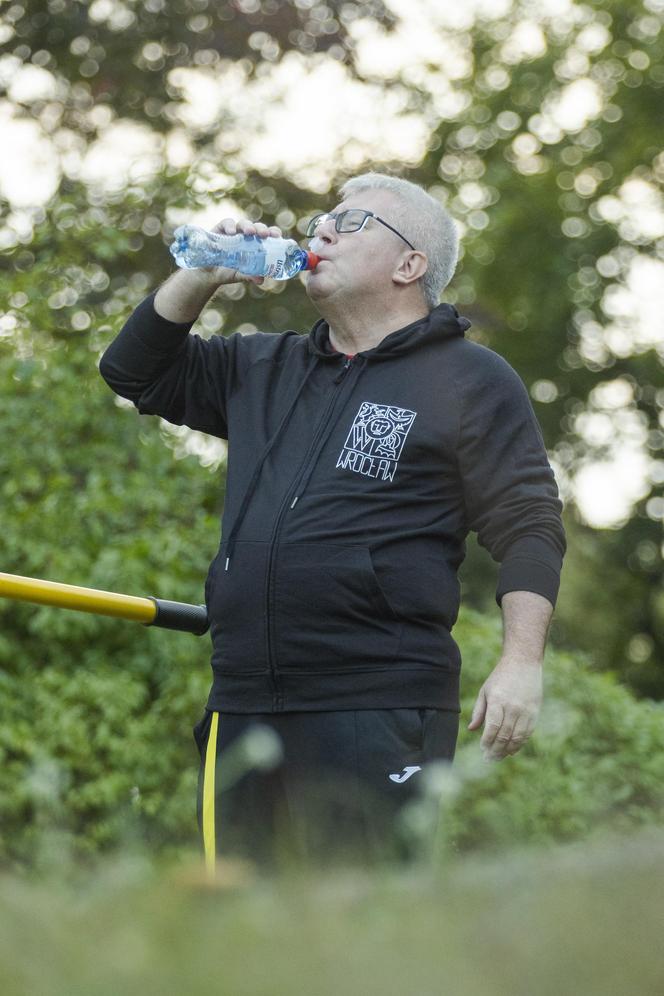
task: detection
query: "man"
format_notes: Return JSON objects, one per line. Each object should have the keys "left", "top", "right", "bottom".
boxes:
{"left": 100, "top": 172, "right": 566, "bottom": 870}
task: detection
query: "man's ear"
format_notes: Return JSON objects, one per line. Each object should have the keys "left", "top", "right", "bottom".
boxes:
{"left": 392, "top": 251, "right": 428, "bottom": 287}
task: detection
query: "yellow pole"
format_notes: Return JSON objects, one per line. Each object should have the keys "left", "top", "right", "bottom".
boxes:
{"left": 0, "top": 571, "right": 157, "bottom": 624}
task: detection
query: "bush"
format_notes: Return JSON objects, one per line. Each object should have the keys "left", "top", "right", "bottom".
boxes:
{"left": 2, "top": 602, "right": 664, "bottom": 868}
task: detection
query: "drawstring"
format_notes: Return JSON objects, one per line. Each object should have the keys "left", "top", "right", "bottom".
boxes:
{"left": 224, "top": 355, "right": 318, "bottom": 570}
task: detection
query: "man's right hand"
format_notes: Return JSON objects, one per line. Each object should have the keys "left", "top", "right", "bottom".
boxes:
{"left": 155, "top": 216, "right": 283, "bottom": 323}
{"left": 200, "top": 217, "right": 284, "bottom": 286}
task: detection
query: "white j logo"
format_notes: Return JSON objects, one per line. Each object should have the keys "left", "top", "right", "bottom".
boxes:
{"left": 388, "top": 765, "right": 422, "bottom": 783}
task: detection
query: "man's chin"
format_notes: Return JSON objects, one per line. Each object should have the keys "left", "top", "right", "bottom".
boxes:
{"left": 304, "top": 273, "right": 330, "bottom": 300}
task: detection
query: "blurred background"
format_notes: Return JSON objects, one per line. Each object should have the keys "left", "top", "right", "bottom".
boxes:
{"left": 0, "top": 0, "right": 663, "bottom": 869}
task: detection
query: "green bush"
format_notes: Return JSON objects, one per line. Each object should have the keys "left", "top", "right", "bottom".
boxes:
{"left": 0, "top": 326, "right": 216, "bottom": 867}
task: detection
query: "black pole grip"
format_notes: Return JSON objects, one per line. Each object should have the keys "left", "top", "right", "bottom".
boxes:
{"left": 147, "top": 598, "right": 209, "bottom": 636}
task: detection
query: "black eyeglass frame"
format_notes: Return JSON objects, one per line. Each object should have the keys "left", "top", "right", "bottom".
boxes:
{"left": 306, "top": 210, "right": 416, "bottom": 251}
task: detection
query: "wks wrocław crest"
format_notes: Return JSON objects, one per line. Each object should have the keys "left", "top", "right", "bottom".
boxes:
{"left": 336, "top": 402, "right": 417, "bottom": 482}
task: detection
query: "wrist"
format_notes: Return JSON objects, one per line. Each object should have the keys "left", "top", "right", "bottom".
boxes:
{"left": 173, "top": 267, "right": 224, "bottom": 292}
{"left": 154, "top": 269, "right": 221, "bottom": 324}
{"left": 498, "top": 652, "right": 543, "bottom": 668}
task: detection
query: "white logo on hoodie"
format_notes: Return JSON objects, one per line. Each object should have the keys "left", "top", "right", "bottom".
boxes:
{"left": 336, "top": 402, "right": 417, "bottom": 482}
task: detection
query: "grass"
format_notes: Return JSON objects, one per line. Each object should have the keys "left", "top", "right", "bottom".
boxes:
{"left": 1, "top": 826, "right": 663, "bottom": 995}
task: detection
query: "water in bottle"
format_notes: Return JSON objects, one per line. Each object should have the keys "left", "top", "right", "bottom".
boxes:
{"left": 170, "top": 225, "right": 319, "bottom": 280}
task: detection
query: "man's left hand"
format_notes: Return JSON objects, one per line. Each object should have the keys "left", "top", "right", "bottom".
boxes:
{"left": 467, "top": 656, "right": 543, "bottom": 761}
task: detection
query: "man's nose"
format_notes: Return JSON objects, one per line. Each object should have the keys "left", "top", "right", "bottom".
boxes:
{"left": 316, "top": 215, "right": 337, "bottom": 241}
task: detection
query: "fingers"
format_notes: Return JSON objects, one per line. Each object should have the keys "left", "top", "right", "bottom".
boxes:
{"left": 481, "top": 709, "right": 533, "bottom": 761}
{"left": 503, "top": 713, "right": 533, "bottom": 756}
{"left": 200, "top": 216, "right": 283, "bottom": 285}
{"left": 211, "top": 217, "right": 283, "bottom": 239}
{"left": 467, "top": 688, "right": 486, "bottom": 731}
{"left": 479, "top": 703, "right": 504, "bottom": 757}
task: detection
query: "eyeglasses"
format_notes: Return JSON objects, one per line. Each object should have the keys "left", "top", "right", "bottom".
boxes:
{"left": 306, "top": 209, "right": 416, "bottom": 251}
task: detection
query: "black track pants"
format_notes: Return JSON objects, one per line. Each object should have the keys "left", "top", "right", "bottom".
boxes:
{"left": 193, "top": 707, "right": 459, "bottom": 871}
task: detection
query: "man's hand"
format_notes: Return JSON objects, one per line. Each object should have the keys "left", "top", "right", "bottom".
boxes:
{"left": 467, "top": 656, "right": 543, "bottom": 761}
{"left": 155, "top": 217, "right": 283, "bottom": 324}
{"left": 467, "top": 589, "right": 552, "bottom": 761}
{"left": 202, "top": 217, "right": 284, "bottom": 287}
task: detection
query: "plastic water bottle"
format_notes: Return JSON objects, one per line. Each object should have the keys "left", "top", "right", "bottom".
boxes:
{"left": 169, "top": 225, "right": 320, "bottom": 280}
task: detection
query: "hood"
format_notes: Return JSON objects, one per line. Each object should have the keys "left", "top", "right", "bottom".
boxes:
{"left": 307, "top": 302, "right": 471, "bottom": 360}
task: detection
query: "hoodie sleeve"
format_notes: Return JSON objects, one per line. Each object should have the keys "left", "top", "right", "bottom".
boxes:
{"left": 455, "top": 346, "right": 566, "bottom": 608}
{"left": 98, "top": 291, "right": 232, "bottom": 438}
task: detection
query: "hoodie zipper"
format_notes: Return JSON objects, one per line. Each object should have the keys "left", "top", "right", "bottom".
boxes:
{"left": 265, "top": 355, "right": 356, "bottom": 709}
{"left": 290, "top": 355, "right": 355, "bottom": 509}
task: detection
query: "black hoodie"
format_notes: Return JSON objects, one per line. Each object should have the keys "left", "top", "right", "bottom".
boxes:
{"left": 100, "top": 293, "right": 566, "bottom": 714}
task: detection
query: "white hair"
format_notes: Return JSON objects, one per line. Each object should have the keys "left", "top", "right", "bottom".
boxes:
{"left": 338, "top": 172, "right": 459, "bottom": 309}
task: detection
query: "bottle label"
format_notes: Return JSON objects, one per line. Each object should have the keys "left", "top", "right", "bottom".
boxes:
{"left": 261, "top": 240, "right": 295, "bottom": 279}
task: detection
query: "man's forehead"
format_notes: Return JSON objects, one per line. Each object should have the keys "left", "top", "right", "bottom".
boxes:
{"left": 333, "top": 189, "right": 399, "bottom": 213}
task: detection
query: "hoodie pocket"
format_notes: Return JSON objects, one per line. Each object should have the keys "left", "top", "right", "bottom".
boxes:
{"left": 274, "top": 543, "right": 403, "bottom": 670}
{"left": 207, "top": 541, "right": 269, "bottom": 672}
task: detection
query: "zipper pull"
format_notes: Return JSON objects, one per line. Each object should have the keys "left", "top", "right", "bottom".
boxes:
{"left": 333, "top": 356, "right": 353, "bottom": 384}
{"left": 290, "top": 496, "right": 299, "bottom": 509}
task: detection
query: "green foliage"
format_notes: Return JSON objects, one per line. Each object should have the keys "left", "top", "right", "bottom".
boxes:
{"left": 0, "top": 661, "right": 208, "bottom": 865}
{"left": 0, "top": 233, "right": 218, "bottom": 865}
{"left": 0, "top": 0, "right": 396, "bottom": 133}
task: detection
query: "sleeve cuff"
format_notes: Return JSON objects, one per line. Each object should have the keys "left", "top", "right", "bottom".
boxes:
{"left": 129, "top": 291, "right": 196, "bottom": 353}
{"left": 496, "top": 556, "right": 561, "bottom": 608}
